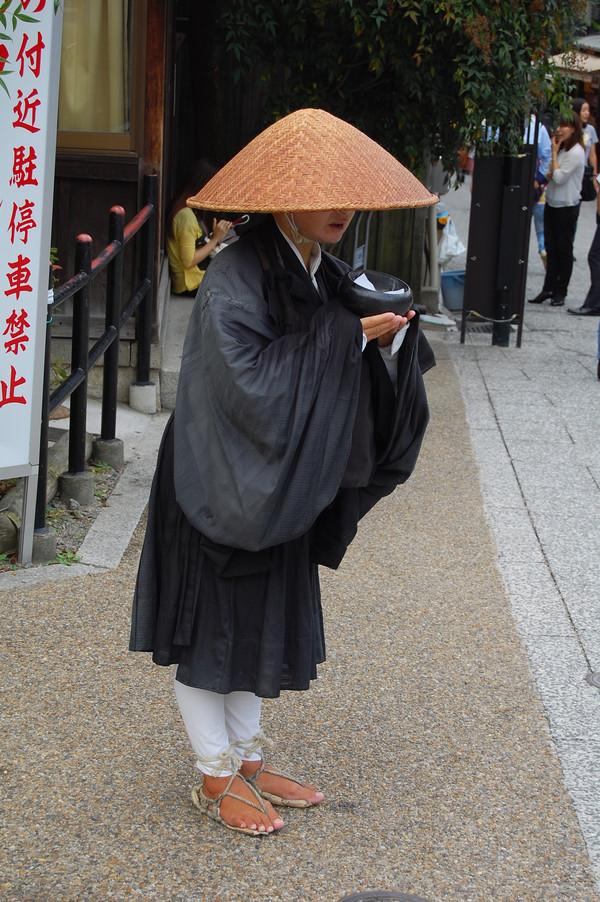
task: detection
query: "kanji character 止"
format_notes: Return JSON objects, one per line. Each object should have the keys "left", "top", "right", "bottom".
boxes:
{"left": 15, "top": 31, "right": 45, "bottom": 79}
{"left": 5, "top": 254, "right": 32, "bottom": 300}
{"left": 8, "top": 200, "right": 36, "bottom": 245}
{"left": 13, "top": 88, "right": 41, "bottom": 133}
{"left": 3, "top": 309, "right": 30, "bottom": 355}
{"left": 10, "top": 146, "right": 38, "bottom": 187}
{"left": 0, "top": 365, "right": 27, "bottom": 409}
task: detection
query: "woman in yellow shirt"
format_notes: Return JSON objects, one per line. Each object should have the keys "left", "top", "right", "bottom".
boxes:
{"left": 167, "top": 162, "right": 233, "bottom": 296}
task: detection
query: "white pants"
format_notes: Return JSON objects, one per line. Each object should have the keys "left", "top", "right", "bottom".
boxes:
{"left": 174, "top": 671, "right": 263, "bottom": 777}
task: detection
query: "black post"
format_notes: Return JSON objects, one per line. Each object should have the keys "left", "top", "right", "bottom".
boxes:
{"left": 68, "top": 235, "right": 92, "bottom": 473}
{"left": 492, "top": 181, "right": 514, "bottom": 348}
{"left": 136, "top": 173, "right": 157, "bottom": 384}
{"left": 101, "top": 207, "right": 125, "bottom": 441}
{"left": 34, "top": 266, "right": 54, "bottom": 530}
{"left": 493, "top": 154, "right": 530, "bottom": 347}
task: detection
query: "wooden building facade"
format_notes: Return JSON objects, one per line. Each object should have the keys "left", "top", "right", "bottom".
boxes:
{"left": 51, "top": 0, "right": 179, "bottom": 398}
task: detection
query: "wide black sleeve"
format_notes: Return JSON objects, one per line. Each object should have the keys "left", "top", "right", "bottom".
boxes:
{"left": 310, "top": 315, "right": 432, "bottom": 569}
{"left": 173, "top": 253, "right": 364, "bottom": 551}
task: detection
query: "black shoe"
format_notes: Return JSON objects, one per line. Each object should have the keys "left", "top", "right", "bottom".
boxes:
{"left": 567, "top": 305, "right": 600, "bottom": 316}
{"left": 550, "top": 296, "right": 565, "bottom": 306}
{"left": 528, "top": 290, "right": 553, "bottom": 304}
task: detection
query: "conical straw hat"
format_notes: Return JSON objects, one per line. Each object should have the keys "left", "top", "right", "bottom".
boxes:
{"left": 187, "top": 108, "right": 437, "bottom": 213}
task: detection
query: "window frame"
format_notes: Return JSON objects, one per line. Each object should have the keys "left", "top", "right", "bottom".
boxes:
{"left": 57, "top": 0, "right": 147, "bottom": 155}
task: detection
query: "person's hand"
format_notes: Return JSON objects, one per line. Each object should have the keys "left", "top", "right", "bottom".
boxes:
{"left": 360, "top": 310, "right": 415, "bottom": 345}
{"left": 211, "top": 218, "right": 233, "bottom": 244}
{"left": 376, "top": 309, "right": 416, "bottom": 346}
{"left": 552, "top": 133, "right": 561, "bottom": 153}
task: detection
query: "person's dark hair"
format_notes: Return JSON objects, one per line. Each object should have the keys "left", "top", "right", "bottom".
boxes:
{"left": 572, "top": 97, "right": 586, "bottom": 118}
{"left": 558, "top": 112, "right": 584, "bottom": 151}
{"left": 168, "top": 160, "right": 217, "bottom": 236}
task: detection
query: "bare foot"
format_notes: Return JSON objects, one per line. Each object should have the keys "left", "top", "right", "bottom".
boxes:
{"left": 202, "top": 773, "right": 284, "bottom": 833}
{"left": 240, "top": 760, "right": 325, "bottom": 806}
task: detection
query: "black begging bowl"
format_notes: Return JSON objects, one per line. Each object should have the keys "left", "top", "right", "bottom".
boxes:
{"left": 338, "top": 267, "right": 413, "bottom": 317}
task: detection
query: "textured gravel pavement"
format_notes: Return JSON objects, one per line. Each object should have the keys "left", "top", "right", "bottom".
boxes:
{"left": 2, "top": 338, "right": 599, "bottom": 900}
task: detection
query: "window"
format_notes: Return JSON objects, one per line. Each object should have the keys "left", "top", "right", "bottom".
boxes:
{"left": 58, "top": 0, "right": 145, "bottom": 152}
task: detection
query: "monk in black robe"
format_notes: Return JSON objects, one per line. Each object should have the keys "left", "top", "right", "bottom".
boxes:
{"left": 130, "top": 109, "right": 436, "bottom": 837}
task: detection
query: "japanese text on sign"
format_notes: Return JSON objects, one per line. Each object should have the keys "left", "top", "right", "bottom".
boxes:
{"left": 0, "top": 0, "right": 63, "bottom": 471}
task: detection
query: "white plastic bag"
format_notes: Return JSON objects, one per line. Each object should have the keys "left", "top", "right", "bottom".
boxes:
{"left": 438, "top": 218, "right": 466, "bottom": 267}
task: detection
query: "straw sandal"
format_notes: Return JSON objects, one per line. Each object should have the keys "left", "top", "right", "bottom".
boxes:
{"left": 245, "top": 762, "right": 322, "bottom": 809}
{"left": 191, "top": 773, "right": 277, "bottom": 837}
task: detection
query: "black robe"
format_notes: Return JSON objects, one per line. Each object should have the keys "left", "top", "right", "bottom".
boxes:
{"left": 130, "top": 219, "right": 433, "bottom": 698}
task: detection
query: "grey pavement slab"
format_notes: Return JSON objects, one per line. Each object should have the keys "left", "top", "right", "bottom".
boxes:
{"left": 580, "top": 631, "right": 600, "bottom": 670}
{"left": 555, "top": 739, "right": 600, "bottom": 881}
{"left": 485, "top": 506, "right": 545, "bottom": 565}
{"left": 445, "top": 178, "right": 600, "bottom": 889}
{"left": 523, "top": 636, "right": 600, "bottom": 739}
{"left": 1, "top": 356, "right": 598, "bottom": 901}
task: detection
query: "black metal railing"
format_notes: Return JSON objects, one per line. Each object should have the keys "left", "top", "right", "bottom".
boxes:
{"left": 34, "top": 172, "right": 157, "bottom": 530}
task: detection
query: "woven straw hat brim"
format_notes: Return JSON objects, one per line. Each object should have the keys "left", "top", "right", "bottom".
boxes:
{"left": 187, "top": 109, "right": 437, "bottom": 213}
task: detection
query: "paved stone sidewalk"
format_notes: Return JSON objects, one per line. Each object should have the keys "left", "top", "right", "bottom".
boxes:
{"left": 444, "top": 180, "right": 600, "bottom": 890}
{"left": 1, "top": 347, "right": 599, "bottom": 900}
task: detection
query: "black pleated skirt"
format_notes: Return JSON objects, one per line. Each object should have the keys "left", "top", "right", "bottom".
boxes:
{"left": 130, "top": 416, "right": 325, "bottom": 698}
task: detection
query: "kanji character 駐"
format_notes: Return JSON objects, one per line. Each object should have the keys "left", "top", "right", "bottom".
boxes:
{"left": 16, "top": 31, "right": 45, "bottom": 79}
{"left": 0, "top": 365, "right": 27, "bottom": 409}
{"left": 13, "top": 89, "right": 41, "bottom": 134}
{"left": 5, "top": 254, "right": 33, "bottom": 300}
{"left": 3, "top": 308, "right": 30, "bottom": 355}
{"left": 10, "top": 146, "right": 38, "bottom": 188}
{"left": 8, "top": 200, "right": 37, "bottom": 245}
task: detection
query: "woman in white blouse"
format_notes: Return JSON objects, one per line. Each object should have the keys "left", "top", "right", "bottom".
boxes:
{"left": 529, "top": 114, "right": 585, "bottom": 307}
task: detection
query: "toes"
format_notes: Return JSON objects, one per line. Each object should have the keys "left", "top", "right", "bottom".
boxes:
{"left": 263, "top": 800, "right": 285, "bottom": 830}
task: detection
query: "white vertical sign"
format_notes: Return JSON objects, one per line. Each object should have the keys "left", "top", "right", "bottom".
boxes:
{"left": 0, "top": 0, "right": 63, "bottom": 475}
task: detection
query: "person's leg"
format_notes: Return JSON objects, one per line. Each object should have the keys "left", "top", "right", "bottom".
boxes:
{"left": 585, "top": 223, "right": 600, "bottom": 309}
{"left": 548, "top": 205, "right": 577, "bottom": 304}
{"left": 555, "top": 204, "right": 580, "bottom": 301}
{"left": 533, "top": 202, "right": 545, "bottom": 258}
{"left": 568, "top": 219, "right": 600, "bottom": 314}
{"left": 530, "top": 204, "right": 556, "bottom": 301}
{"left": 174, "top": 677, "right": 233, "bottom": 775}
{"left": 224, "top": 691, "right": 263, "bottom": 763}
{"left": 223, "top": 692, "right": 325, "bottom": 806}
{"left": 174, "top": 675, "right": 282, "bottom": 832}
{"left": 543, "top": 204, "right": 558, "bottom": 293}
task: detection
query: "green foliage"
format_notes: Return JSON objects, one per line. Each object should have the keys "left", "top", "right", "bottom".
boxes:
{"left": 218, "top": 0, "right": 586, "bottom": 170}
{"left": 0, "top": 551, "right": 17, "bottom": 570}
{"left": 54, "top": 549, "right": 80, "bottom": 566}
{"left": 49, "top": 358, "right": 69, "bottom": 390}
{"left": 45, "top": 506, "right": 67, "bottom": 524}
{"left": 89, "top": 459, "right": 113, "bottom": 473}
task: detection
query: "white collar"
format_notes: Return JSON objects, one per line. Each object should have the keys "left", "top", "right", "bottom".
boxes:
{"left": 275, "top": 221, "right": 322, "bottom": 289}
